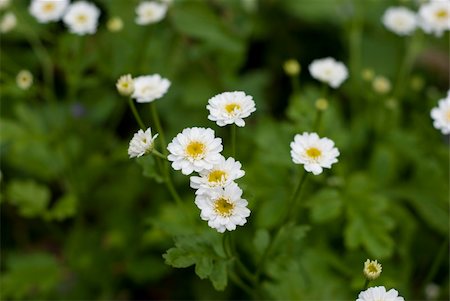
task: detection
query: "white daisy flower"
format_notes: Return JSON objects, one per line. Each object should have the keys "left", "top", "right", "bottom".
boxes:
{"left": 0, "top": 11, "right": 16, "bottom": 33}
{"left": 419, "top": 0, "right": 450, "bottom": 37}
{"left": 431, "top": 91, "right": 450, "bottom": 134}
{"left": 290, "top": 132, "right": 340, "bottom": 175}
{"left": 194, "top": 182, "right": 250, "bottom": 233}
{"left": 29, "top": 0, "right": 69, "bottom": 23}
{"left": 363, "top": 259, "right": 382, "bottom": 281}
{"left": 190, "top": 156, "right": 245, "bottom": 194}
{"left": 356, "top": 286, "right": 405, "bottom": 301}
{"left": 308, "top": 57, "right": 348, "bottom": 88}
{"left": 167, "top": 127, "right": 223, "bottom": 175}
{"left": 16, "top": 70, "right": 33, "bottom": 90}
{"left": 135, "top": 1, "right": 168, "bottom": 25}
{"left": 116, "top": 74, "right": 134, "bottom": 96}
{"left": 207, "top": 91, "right": 256, "bottom": 127}
{"left": 128, "top": 127, "right": 158, "bottom": 158}
{"left": 131, "top": 74, "right": 171, "bottom": 103}
{"left": 382, "top": 7, "right": 418, "bottom": 36}
{"left": 63, "top": 1, "right": 100, "bottom": 35}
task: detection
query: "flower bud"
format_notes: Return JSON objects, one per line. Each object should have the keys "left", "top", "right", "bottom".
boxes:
{"left": 116, "top": 74, "right": 134, "bottom": 96}
{"left": 283, "top": 59, "right": 301, "bottom": 76}
{"left": 363, "top": 259, "right": 382, "bottom": 281}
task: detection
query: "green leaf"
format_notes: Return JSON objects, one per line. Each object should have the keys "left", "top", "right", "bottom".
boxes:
{"left": 6, "top": 180, "right": 50, "bottom": 217}
{"left": 136, "top": 155, "right": 164, "bottom": 183}
{"left": 209, "top": 259, "right": 228, "bottom": 291}
{"left": 307, "top": 189, "right": 343, "bottom": 223}
{"left": 253, "top": 229, "right": 270, "bottom": 257}
{"left": 44, "top": 193, "right": 77, "bottom": 221}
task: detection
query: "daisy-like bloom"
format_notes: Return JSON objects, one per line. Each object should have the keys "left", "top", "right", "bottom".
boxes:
{"left": 372, "top": 76, "right": 391, "bottom": 94}
{"left": 207, "top": 91, "right": 256, "bottom": 127}
{"left": 419, "top": 0, "right": 450, "bottom": 37}
{"left": 382, "top": 7, "right": 417, "bottom": 36}
{"left": 290, "top": 132, "right": 340, "bottom": 175}
{"left": 194, "top": 182, "right": 250, "bottom": 233}
{"left": 29, "top": 0, "right": 69, "bottom": 23}
{"left": 63, "top": 1, "right": 100, "bottom": 35}
{"left": 116, "top": 74, "right": 134, "bottom": 96}
{"left": 190, "top": 156, "right": 245, "bottom": 194}
{"left": 135, "top": 1, "right": 168, "bottom": 25}
{"left": 107, "top": 17, "right": 123, "bottom": 32}
{"left": 16, "top": 70, "right": 33, "bottom": 90}
{"left": 0, "top": 11, "right": 16, "bottom": 33}
{"left": 283, "top": 59, "right": 301, "bottom": 76}
{"left": 167, "top": 127, "right": 223, "bottom": 175}
{"left": 131, "top": 74, "right": 171, "bottom": 103}
{"left": 308, "top": 57, "right": 348, "bottom": 89}
{"left": 431, "top": 91, "right": 450, "bottom": 134}
{"left": 128, "top": 127, "right": 158, "bottom": 158}
{"left": 356, "top": 286, "right": 404, "bottom": 301}
{"left": 363, "top": 259, "right": 382, "bottom": 281}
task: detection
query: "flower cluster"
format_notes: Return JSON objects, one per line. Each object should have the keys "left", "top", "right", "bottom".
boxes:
{"left": 116, "top": 73, "right": 171, "bottom": 102}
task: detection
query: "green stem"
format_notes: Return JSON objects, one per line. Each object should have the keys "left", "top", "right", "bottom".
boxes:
{"left": 423, "top": 237, "right": 449, "bottom": 285}
{"left": 152, "top": 149, "right": 167, "bottom": 160}
{"left": 128, "top": 97, "right": 146, "bottom": 130}
{"left": 150, "top": 102, "right": 168, "bottom": 154}
{"left": 313, "top": 110, "right": 323, "bottom": 133}
{"left": 286, "top": 170, "right": 308, "bottom": 222}
{"left": 229, "top": 271, "right": 256, "bottom": 298}
{"left": 231, "top": 124, "right": 237, "bottom": 158}
{"left": 363, "top": 279, "right": 370, "bottom": 290}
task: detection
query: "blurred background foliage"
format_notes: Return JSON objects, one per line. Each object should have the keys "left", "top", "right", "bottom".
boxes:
{"left": 0, "top": 0, "right": 449, "bottom": 300}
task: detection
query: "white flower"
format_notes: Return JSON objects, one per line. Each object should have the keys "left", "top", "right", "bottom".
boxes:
{"left": 419, "top": 0, "right": 450, "bottom": 36}
{"left": 190, "top": 156, "right": 245, "bottom": 194}
{"left": 0, "top": 11, "right": 16, "bottom": 33}
{"left": 63, "top": 1, "right": 100, "bottom": 35}
{"left": 131, "top": 74, "right": 171, "bottom": 103}
{"left": 29, "top": 0, "right": 69, "bottom": 23}
{"left": 116, "top": 74, "right": 134, "bottom": 96}
{"left": 363, "top": 259, "right": 382, "bottom": 281}
{"left": 0, "top": 0, "right": 10, "bottom": 10}
{"left": 356, "top": 286, "right": 404, "bottom": 301}
{"left": 290, "top": 132, "right": 340, "bottom": 175}
{"left": 431, "top": 91, "right": 450, "bottom": 134}
{"left": 16, "top": 70, "right": 33, "bottom": 90}
{"left": 207, "top": 91, "right": 256, "bottom": 127}
{"left": 382, "top": 7, "right": 417, "bottom": 36}
{"left": 135, "top": 1, "right": 167, "bottom": 25}
{"left": 167, "top": 127, "right": 223, "bottom": 175}
{"left": 195, "top": 182, "right": 250, "bottom": 233}
{"left": 128, "top": 127, "right": 158, "bottom": 158}
{"left": 308, "top": 57, "right": 348, "bottom": 88}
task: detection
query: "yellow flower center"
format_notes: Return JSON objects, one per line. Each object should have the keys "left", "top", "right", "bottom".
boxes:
{"left": 367, "top": 263, "right": 379, "bottom": 273}
{"left": 225, "top": 103, "right": 241, "bottom": 114}
{"left": 306, "top": 147, "right": 321, "bottom": 159}
{"left": 208, "top": 170, "right": 227, "bottom": 184}
{"left": 446, "top": 110, "right": 450, "bottom": 122}
{"left": 214, "top": 197, "right": 234, "bottom": 217}
{"left": 76, "top": 14, "right": 87, "bottom": 24}
{"left": 435, "top": 9, "right": 448, "bottom": 19}
{"left": 43, "top": 2, "right": 55, "bottom": 12}
{"left": 186, "top": 141, "right": 205, "bottom": 158}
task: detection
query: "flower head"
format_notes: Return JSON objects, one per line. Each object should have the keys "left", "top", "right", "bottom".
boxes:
{"left": 29, "top": 0, "right": 69, "bottom": 23}
{"left": 195, "top": 182, "right": 251, "bottom": 233}
{"left": 128, "top": 127, "right": 158, "bottom": 158}
{"left": 0, "top": 0, "right": 10, "bottom": 10}
{"left": 207, "top": 91, "right": 256, "bottom": 127}
{"left": 419, "top": 0, "right": 450, "bottom": 37}
{"left": 290, "top": 132, "right": 340, "bottom": 175}
{"left": 372, "top": 76, "right": 392, "bottom": 94}
{"left": 190, "top": 156, "right": 245, "bottom": 194}
{"left": 116, "top": 74, "right": 134, "bottom": 96}
{"left": 16, "top": 70, "right": 33, "bottom": 90}
{"left": 363, "top": 259, "right": 382, "bottom": 281}
{"left": 431, "top": 91, "right": 450, "bottom": 134}
{"left": 283, "top": 59, "right": 301, "bottom": 76}
{"left": 135, "top": 1, "right": 168, "bottom": 25}
{"left": 168, "top": 127, "right": 223, "bottom": 175}
{"left": 356, "top": 286, "right": 404, "bottom": 301}
{"left": 308, "top": 57, "right": 348, "bottom": 88}
{"left": 131, "top": 74, "right": 170, "bottom": 103}
{"left": 0, "top": 11, "right": 16, "bottom": 33}
{"left": 382, "top": 7, "right": 417, "bottom": 36}
{"left": 63, "top": 1, "right": 100, "bottom": 35}
{"left": 315, "top": 98, "right": 328, "bottom": 111}
{"left": 107, "top": 16, "right": 123, "bottom": 32}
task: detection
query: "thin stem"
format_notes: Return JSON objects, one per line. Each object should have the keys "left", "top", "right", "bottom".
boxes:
{"left": 150, "top": 102, "right": 168, "bottom": 154}
{"left": 286, "top": 170, "right": 308, "bottom": 222}
{"left": 363, "top": 279, "right": 370, "bottom": 290}
{"left": 231, "top": 124, "right": 237, "bottom": 158}
{"left": 152, "top": 149, "right": 167, "bottom": 160}
{"left": 313, "top": 110, "right": 323, "bottom": 133}
{"left": 422, "top": 237, "right": 449, "bottom": 285}
{"left": 128, "top": 97, "right": 146, "bottom": 130}
{"left": 229, "top": 271, "right": 256, "bottom": 298}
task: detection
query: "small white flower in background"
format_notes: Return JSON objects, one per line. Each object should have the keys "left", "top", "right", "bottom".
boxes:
{"left": 190, "top": 156, "right": 245, "bottom": 194}
{"left": 63, "top": 1, "right": 100, "bottom": 35}
{"left": 128, "top": 127, "right": 158, "bottom": 158}
{"left": 116, "top": 74, "right": 134, "bottom": 96}
{"left": 363, "top": 259, "right": 382, "bottom": 281}
{"left": 16, "top": 70, "right": 33, "bottom": 90}
{"left": 135, "top": 1, "right": 168, "bottom": 25}
{"left": 430, "top": 90, "right": 450, "bottom": 134}
{"left": 290, "top": 132, "right": 340, "bottom": 175}
{"left": 207, "top": 91, "right": 256, "bottom": 127}
{"left": 356, "top": 286, "right": 404, "bottom": 301}
{"left": 0, "top": 11, "right": 16, "bottom": 33}
{"left": 29, "top": 0, "right": 69, "bottom": 23}
{"left": 131, "top": 74, "right": 171, "bottom": 103}
{"left": 419, "top": 0, "right": 450, "bottom": 37}
{"left": 308, "top": 57, "right": 348, "bottom": 88}
{"left": 0, "top": 0, "right": 10, "bottom": 10}
{"left": 382, "top": 7, "right": 417, "bottom": 36}
{"left": 107, "top": 16, "right": 123, "bottom": 32}
{"left": 195, "top": 182, "right": 250, "bottom": 233}
{"left": 167, "top": 127, "right": 223, "bottom": 175}
{"left": 372, "top": 76, "right": 392, "bottom": 94}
